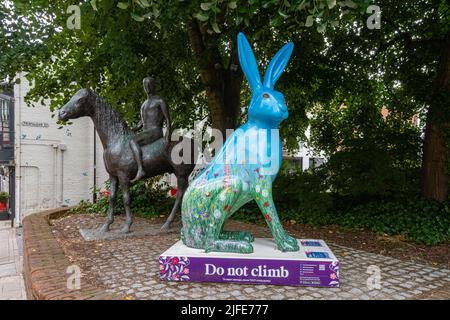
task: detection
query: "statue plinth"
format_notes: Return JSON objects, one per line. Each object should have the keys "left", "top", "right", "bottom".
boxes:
{"left": 79, "top": 223, "right": 178, "bottom": 241}
{"left": 159, "top": 238, "right": 339, "bottom": 287}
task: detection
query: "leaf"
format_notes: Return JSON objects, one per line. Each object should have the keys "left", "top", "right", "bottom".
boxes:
{"left": 200, "top": 2, "right": 213, "bottom": 11}
{"left": 327, "top": 0, "right": 336, "bottom": 9}
{"left": 271, "top": 17, "right": 282, "bottom": 27}
{"left": 305, "top": 15, "right": 314, "bottom": 27}
{"left": 131, "top": 13, "right": 145, "bottom": 22}
{"left": 278, "top": 9, "right": 289, "bottom": 19}
{"left": 228, "top": 1, "right": 237, "bottom": 9}
{"left": 211, "top": 21, "right": 221, "bottom": 33}
{"left": 117, "top": 2, "right": 130, "bottom": 10}
{"left": 317, "top": 23, "right": 326, "bottom": 33}
{"left": 135, "top": 0, "right": 150, "bottom": 8}
{"left": 297, "top": 0, "right": 309, "bottom": 10}
{"left": 90, "top": 0, "right": 98, "bottom": 11}
{"left": 194, "top": 12, "right": 209, "bottom": 21}
{"left": 153, "top": 6, "right": 160, "bottom": 17}
{"left": 344, "top": 0, "right": 357, "bottom": 9}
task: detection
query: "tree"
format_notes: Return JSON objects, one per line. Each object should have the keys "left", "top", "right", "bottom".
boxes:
{"left": 422, "top": 30, "right": 450, "bottom": 201}
{"left": 306, "top": 0, "right": 450, "bottom": 201}
{"left": 2, "top": 0, "right": 449, "bottom": 201}
{"left": 1, "top": 0, "right": 368, "bottom": 135}
{"left": 372, "top": 0, "right": 450, "bottom": 201}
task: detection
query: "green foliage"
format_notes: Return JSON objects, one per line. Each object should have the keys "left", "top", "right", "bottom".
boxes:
{"left": 310, "top": 107, "right": 423, "bottom": 197}
{"left": 0, "top": 0, "right": 371, "bottom": 140}
{"left": 0, "top": 192, "right": 10, "bottom": 203}
{"left": 73, "top": 176, "right": 174, "bottom": 218}
{"left": 1, "top": 0, "right": 206, "bottom": 130}
{"left": 283, "top": 197, "right": 450, "bottom": 246}
{"left": 111, "top": 0, "right": 370, "bottom": 35}
{"left": 235, "top": 166, "right": 450, "bottom": 245}
{"left": 233, "top": 162, "right": 333, "bottom": 223}
{"left": 3, "top": 0, "right": 450, "bottom": 245}
{"left": 273, "top": 162, "right": 332, "bottom": 214}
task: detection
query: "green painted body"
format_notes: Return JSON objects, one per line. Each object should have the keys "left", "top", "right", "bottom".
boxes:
{"left": 180, "top": 33, "right": 299, "bottom": 254}
{"left": 181, "top": 164, "right": 299, "bottom": 253}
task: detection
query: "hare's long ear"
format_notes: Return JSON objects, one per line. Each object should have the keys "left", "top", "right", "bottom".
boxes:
{"left": 263, "top": 42, "right": 294, "bottom": 89}
{"left": 238, "top": 32, "right": 262, "bottom": 91}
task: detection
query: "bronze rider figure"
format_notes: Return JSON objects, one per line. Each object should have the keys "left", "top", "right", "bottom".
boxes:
{"left": 129, "top": 77, "right": 171, "bottom": 183}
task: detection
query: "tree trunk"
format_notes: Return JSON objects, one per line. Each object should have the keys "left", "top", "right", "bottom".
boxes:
{"left": 187, "top": 20, "right": 243, "bottom": 135}
{"left": 421, "top": 34, "right": 450, "bottom": 201}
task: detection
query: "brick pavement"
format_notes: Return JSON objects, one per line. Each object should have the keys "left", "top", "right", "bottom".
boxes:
{"left": 0, "top": 220, "right": 26, "bottom": 300}
{"left": 22, "top": 208, "right": 120, "bottom": 300}
{"left": 50, "top": 214, "right": 450, "bottom": 300}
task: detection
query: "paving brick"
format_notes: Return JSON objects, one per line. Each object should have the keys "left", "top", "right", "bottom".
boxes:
{"left": 22, "top": 208, "right": 120, "bottom": 300}
{"left": 25, "top": 211, "right": 450, "bottom": 300}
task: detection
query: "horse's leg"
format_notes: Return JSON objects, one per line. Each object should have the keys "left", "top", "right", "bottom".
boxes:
{"left": 120, "top": 181, "right": 133, "bottom": 233}
{"left": 99, "top": 175, "right": 118, "bottom": 233}
{"left": 161, "top": 175, "right": 188, "bottom": 232}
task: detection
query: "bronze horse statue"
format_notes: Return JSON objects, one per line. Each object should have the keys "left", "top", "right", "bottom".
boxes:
{"left": 58, "top": 88, "right": 195, "bottom": 233}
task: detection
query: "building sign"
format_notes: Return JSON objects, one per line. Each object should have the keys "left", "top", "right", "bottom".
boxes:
{"left": 21, "top": 121, "right": 50, "bottom": 128}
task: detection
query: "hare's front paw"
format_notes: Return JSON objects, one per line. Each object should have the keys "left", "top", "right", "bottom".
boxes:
{"left": 277, "top": 234, "right": 299, "bottom": 252}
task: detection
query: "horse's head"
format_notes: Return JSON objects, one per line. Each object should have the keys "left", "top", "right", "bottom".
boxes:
{"left": 58, "top": 88, "right": 93, "bottom": 121}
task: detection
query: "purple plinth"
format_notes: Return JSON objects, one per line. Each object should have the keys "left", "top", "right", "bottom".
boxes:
{"left": 159, "top": 238, "right": 339, "bottom": 287}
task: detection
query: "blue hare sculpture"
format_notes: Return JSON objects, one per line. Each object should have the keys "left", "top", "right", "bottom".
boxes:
{"left": 181, "top": 33, "right": 299, "bottom": 253}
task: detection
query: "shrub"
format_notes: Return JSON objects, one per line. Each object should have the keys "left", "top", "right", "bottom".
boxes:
{"left": 0, "top": 192, "right": 9, "bottom": 203}
{"left": 73, "top": 168, "right": 450, "bottom": 245}
{"left": 276, "top": 196, "right": 450, "bottom": 246}
{"left": 73, "top": 176, "right": 174, "bottom": 218}
{"left": 235, "top": 165, "right": 450, "bottom": 246}
{"left": 234, "top": 162, "right": 333, "bottom": 224}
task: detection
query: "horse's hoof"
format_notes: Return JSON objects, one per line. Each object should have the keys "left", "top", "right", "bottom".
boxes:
{"left": 120, "top": 226, "right": 131, "bottom": 234}
{"left": 160, "top": 223, "right": 171, "bottom": 233}
{"left": 99, "top": 224, "right": 110, "bottom": 233}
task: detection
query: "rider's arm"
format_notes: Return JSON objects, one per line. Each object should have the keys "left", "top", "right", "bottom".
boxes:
{"left": 160, "top": 100, "right": 171, "bottom": 142}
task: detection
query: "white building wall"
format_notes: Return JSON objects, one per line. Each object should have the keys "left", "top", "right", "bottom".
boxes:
{"left": 14, "top": 75, "right": 108, "bottom": 225}
{"left": 283, "top": 126, "right": 327, "bottom": 171}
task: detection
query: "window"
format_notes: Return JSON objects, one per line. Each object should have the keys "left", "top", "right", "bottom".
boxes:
{"left": 283, "top": 157, "right": 303, "bottom": 172}
{"left": 309, "top": 157, "right": 325, "bottom": 169}
{"left": 0, "top": 98, "right": 12, "bottom": 149}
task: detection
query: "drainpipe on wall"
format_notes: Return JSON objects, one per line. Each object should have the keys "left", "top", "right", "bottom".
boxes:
{"left": 59, "top": 144, "right": 67, "bottom": 206}
{"left": 52, "top": 143, "right": 58, "bottom": 208}
{"left": 14, "top": 75, "right": 21, "bottom": 226}
{"left": 93, "top": 127, "right": 97, "bottom": 203}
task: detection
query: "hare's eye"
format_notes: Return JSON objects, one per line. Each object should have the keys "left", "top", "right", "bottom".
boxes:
{"left": 263, "top": 93, "right": 270, "bottom": 99}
